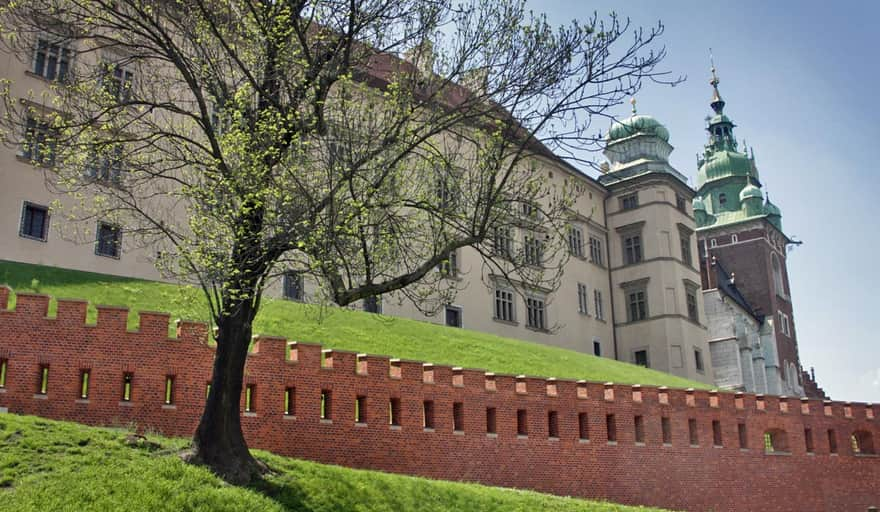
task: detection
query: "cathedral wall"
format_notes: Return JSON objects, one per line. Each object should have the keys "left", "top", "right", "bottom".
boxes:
{"left": 0, "top": 287, "right": 878, "bottom": 512}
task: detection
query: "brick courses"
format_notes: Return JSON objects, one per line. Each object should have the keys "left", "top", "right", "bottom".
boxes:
{"left": 0, "top": 286, "right": 877, "bottom": 512}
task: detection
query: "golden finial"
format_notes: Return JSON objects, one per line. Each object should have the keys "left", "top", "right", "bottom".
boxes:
{"left": 630, "top": 97, "right": 637, "bottom": 115}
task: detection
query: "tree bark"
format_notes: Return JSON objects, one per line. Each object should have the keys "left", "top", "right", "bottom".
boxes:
{"left": 189, "top": 298, "right": 263, "bottom": 484}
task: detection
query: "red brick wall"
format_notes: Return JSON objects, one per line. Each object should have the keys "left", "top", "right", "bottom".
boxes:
{"left": 0, "top": 287, "right": 877, "bottom": 512}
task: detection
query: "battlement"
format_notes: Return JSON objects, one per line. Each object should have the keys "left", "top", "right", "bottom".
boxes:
{"left": 0, "top": 285, "right": 877, "bottom": 511}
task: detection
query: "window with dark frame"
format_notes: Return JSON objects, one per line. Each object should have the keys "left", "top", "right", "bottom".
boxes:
{"left": 620, "top": 193, "right": 639, "bottom": 210}
{"left": 33, "top": 38, "right": 72, "bottom": 81}
{"left": 687, "top": 288, "right": 699, "bottom": 323}
{"left": 676, "top": 194, "right": 687, "bottom": 213}
{"left": 593, "top": 289, "right": 604, "bottom": 320}
{"left": 444, "top": 305, "right": 462, "bottom": 328}
{"left": 523, "top": 234, "right": 543, "bottom": 266}
{"left": 494, "top": 287, "right": 515, "bottom": 322}
{"left": 96, "top": 222, "right": 121, "bottom": 258}
{"left": 86, "top": 144, "right": 125, "bottom": 186}
{"left": 22, "top": 117, "right": 57, "bottom": 166}
{"left": 437, "top": 250, "right": 459, "bottom": 277}
{"left": 634, "top": 349, "right": 649, "bottom": 368}
{"left": 526, "top": 296, "right": 546, "bottom": 330}
{"left": 623, "top": 234, "right": 642, "bottom": 264}
{"left": 20, "top": 202, "right": 49, "bottom": 241}
{"left": 493, "top": 225, "right": 514, "bottom": 258}
{"left": 102, "top": 61, "right": 135, "bottom": 102}
{"left": 681, "top": 235, "right": 692, "bottom": 266}
{"left": 627, "top": 290, "right": 648, "bottom": 322}
{"left": 568, "top": 225, "right": 584, "bottom": 257}
{"left": 282, "top": 271, "right": 304, "bottom": 301}
{"left": 593, "top": 340, "right": 601, "bottom": 357}
{"left": 694, "top": 348, "right": 705, "bottom": 372}
{"left": 577, "top": 283, "right": 589, "bottom": 315}
{"left": 588, "top": 235, "right": 604, "bottom": 266}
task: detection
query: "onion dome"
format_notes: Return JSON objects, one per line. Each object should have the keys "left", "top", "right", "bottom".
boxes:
{"left": 607, "top": 114, "right": 670, "bottom": 142}
{"left": 739, "top": 183, "right": 763, "bottom": 202}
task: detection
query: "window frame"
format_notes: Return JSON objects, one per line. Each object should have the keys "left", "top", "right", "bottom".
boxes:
{"left": 493, "top": 286, "right": 516, "bottom": 323}
{"left": 282, "top": 271, "right": 304, "bottom": 301}
{"left": 525, "top": 294, "right": 547, "bottom": 331}
{"left": 444, "top": 304, "right": 463, "bottom": 328}
{"left": 576, "top": 283, "right": 589, "bottom": 315}
{"left": 593, "top": 289, "right": 604, "bottom": 320}
{"left": 588, "top": 235, "right": 604, "bottom": 266}
{"left": 95, "top": 221, "right": 122, "bottom": 259}
{"left": 620, "top": 193, "right": 639, "bottom": 210}
{"left": 568, "top": 224, "right": 584, "bottom": 258}
{"left": 19, "top": 201, "right": 50, "bottom": 242}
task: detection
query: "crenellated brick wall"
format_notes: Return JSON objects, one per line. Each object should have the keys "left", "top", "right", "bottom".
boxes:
{"left": 0, "top": 286, "right": 877, "bottom": 512}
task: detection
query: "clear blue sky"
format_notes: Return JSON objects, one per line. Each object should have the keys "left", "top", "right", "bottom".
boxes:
{"left": 527, "top": 0, "right": 880, "bottom": 402}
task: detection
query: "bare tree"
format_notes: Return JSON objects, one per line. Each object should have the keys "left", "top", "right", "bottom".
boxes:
{"left": 0, "top": 0, "right": 676, "bottom": 483}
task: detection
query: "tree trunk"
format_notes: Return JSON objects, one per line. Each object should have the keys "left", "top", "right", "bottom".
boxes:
{"left": 189, "top": 301, "right": 263, "bottom": 484}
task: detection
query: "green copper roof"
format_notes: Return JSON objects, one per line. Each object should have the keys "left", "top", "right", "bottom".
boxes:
{"left": 692, "top": 195, "right": 706, "bottom": 211}
{"left": 740, "top": 183, "right": 762, "bottom": 201}
{"left": 764, "top": 200, "right": 781, "bottom": 216}
{"left": 607, "top": 114, "right": 670, "bottom": 142}
{"left": 697, "top": 149, "right": 754, "bottom": 188}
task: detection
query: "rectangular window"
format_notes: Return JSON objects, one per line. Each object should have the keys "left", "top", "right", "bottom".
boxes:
{"left": 164, "top": 376, "right": 174, "bottom": 405}
{"left": 568, "top": 225, "right": 584, "bottom": 257}
{"left": 712, "top": 420, "right": 722, "bottom": 447}
{"left": 33, "top": 38, "right": 72, "bottom": 81}
{"left": 606, "top": 414, "right": 617, "bottom": 442}
{"left": 526, "top": 296, "right": 546, "bottom": 330}
{"left": 20, "top": 202, "right": 50, "bottom": 241}
{"left": 493, "top": 226, "right": 514, "bottom": 258}
{"left": 445, "top": 305, "right": 462, "bottom": 328}
{"left": 634, "top": 415, "right": 645, "bottom": 444}
{"left": 620, "top": 193, "right": 639, "bottom": 210}
{"left": 687, "top": 289, "right": 699, "bottom": 323}
{"left": 578, "top": 412, "right": 589, "bottom": 440}
{"left": 662, "top": 417, "right": 672, "bottom": 445}
{"left": 523, "top": 235, "right": 544, "bottom": 266}
{"left": 422, "top": 400, "right": 435, "bottom": 429}
{"left": 588, "top": 236, "right": 604, "bottom": 266}
{"left": 86, "top": 144, "right": 124, "bottom": 186}
{"left": 516, "top": 409, "right": 528, "bottom": 436}
{"left": 122, "top": 373, "right": 133, "bottom": 402}
{"left": 593, "top": 340, "right": 601, "bottom": 357}
{"left": 282, "top": 271, "right": 304, "bottom": 301}
{"left": 627, "top": 290, "right": 648, "bottom": 322}
{"left": 623, "top": 235, "right": 642, "bottom": 265}
{"left": 738, "top": 423, "right": 748, "bottom": 449}
{"left": 78, "top": 370, "right": 90, "bottom": 399}
{"left": 689, "top": 418, "right": 699, "bottom": 446}
{"left": 389, "top": 397, "right": 401, "bottom": 426}
{"left": 244, "top": 384, "right": 255, "bottom": 412}
{"left": 593, "top": 290, "right": 604, "bottom": 320}
{"left": 22, "top": 117, "right": 57, "bottom": 166}
{"left": 320, "top": 389, "right": 331, "bottom": 420}
{"left": 694, "top": 348, "right": 704, "bottom": 372}
{"left": 828, "top": 429, "right": 838, "bottom": 454}
{"left": 804, "top": 427, "right": 814, "bottom": 453}
{"left": 437, "top": 250, "right": 459, "bottom": 277}
{"left": 634, "top": 349, "right": 649, "bottom": 368}
{"left": 354, "top": 395, "right": 366, "bottom": 423}
{"left": 38, "top": 365, "right": 49, "bottom": 394}
{"left": 452, "top": 402, "right": 464, "bottom": 432}
{"left": 0, "top": 359, "right": 8, "bottom": 388}
{"left": 486, "top": 407, "right": 497, "bottom": 434}
{"left": 494, "top": 288, "right": 515, "bottom": 322}
{"left": 285, "top": 387, "right": 296, "bottom": 416}
{"left": 676, "top": 194, "right": 687, "bottom": 213}
{"left": 577, "top": 283, "right": 589, "bottom": 315}
{"left": 681, "top": 235, "right": 692, "bottom": 266}
{"left": 96, "top": 222, "right": 122, "bottom": 258}
{"left": 102, "top": 61, "right": 135, "bottom": 102}
{"left": 548, "top": 411, "right": 559, "bottom": 438}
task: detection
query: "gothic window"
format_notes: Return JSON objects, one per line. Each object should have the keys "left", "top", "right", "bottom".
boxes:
{"left": 772, "top": 253, "right": 786, "bottom": 297}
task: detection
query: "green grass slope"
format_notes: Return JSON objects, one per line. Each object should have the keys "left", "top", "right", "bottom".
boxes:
{"left": 0, "top": 260, "right": 707, "bottom": 388}
{"left": 0, "top": 414, "right": 671, "bottom": 512}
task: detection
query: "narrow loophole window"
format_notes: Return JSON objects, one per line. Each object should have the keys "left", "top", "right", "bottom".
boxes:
{"left": 244, "top": 384, "right": 255, "bottom": 412}
{"left": 0, "top": 359, "right": 7, "bottom": 388}
{"left": 661, "top": 417, "right": 672, "bottom": 444}
{"left": 320, "top": 389, "right": 331, "bottom": 419}
{"left": 285, "top": 387, "right": 296, "bottom": 416}
{"left": 606, "top": 414, "right": 616, "bottom": 442}
{"left": 738, "top": 423, "right": 748, "bottom": 449}
{"left": 688, "top": 418, "right": 698, "bottom": 446}
{"left": 452, "top": 402, "right": 464, "bottom": 432}
{"left": 712, "top": 420, "right": 722, "bottom": 447}
{"left": 578, "top": 412, "right": 589, "bottom": 440}
{"left": 423, "top": 400, "right": 435, "bottom": 429}
{"left": 205, "top": 382, "right": 211, "bottom": 400}
{"left": 828, "top": 429, "right": 838, "bottom": 454}
{"left": 634, "top": 415, "right": 645, "bottom": 443}
{"left": 389, "top": 397, "right": 401, "bottom": 426}
{"left": 164, "top": 376, "right": 174, "bottom": 405}
{"left": 548, "top": 410, "right": 559, "bottom": 438}
{"left": 516, "top": 409, "right": 528, "bottom": 436}
{"left": 486, "top": 407, "right": 497, "bottom": 434}
{"left": 804, "top": 428, "right": 814, "bottom": 453}
{"left": 355, "top": 395, "right": 366, "bottom": 423}
{"left": 79, "top": 370, "right": 90, "bottom": 399}
{"left": 38, "top": 365, "right": 49, "bottom": 395}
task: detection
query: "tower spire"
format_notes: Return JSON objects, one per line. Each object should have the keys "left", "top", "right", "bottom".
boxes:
{"left": 630, "top": 96, "right": 637, "bottom": 116}
{"left": 709, "top": 49, "right": 725, "bottom": 114}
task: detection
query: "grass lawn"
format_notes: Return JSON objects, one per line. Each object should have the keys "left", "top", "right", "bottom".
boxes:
{"left": 0, "top": 414, "right": 672, "bottom": 512}
{"left": 0, "top": 260, "right": 708, "bottom": 389}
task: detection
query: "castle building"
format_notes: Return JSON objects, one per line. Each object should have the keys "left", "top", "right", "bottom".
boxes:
{"left": 0, "top": 34, "right": 819, "bottom": 392}
{"left": 692, "top": 66, "right": 820, "bottom": 397}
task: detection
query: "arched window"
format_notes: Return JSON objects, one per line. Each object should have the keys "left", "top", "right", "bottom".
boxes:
{"left": 771, "top": 253, "right": 785, "bottom": 296}
{"left": 852, "top": 430, "right": 875, "bottom": 455}
{"left": 764, "top": 429, "right": 789, "bottom": 454}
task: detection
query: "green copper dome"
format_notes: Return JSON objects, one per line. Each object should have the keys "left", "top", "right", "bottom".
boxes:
{"left": 607, "top": 114, "right": 670, "bottom": 142}
{"left": 692, "top": 196, "right": 706, "bottom": 211}
{"left": 698, "top": 149, "right": 753, "bottom": 186}
{"left": 739, "top": 183, "right": 762, "bottom": 201}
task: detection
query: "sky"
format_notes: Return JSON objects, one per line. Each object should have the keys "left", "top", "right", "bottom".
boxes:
{"left": 526, "top": 0, "right": 880, "bottom": 402}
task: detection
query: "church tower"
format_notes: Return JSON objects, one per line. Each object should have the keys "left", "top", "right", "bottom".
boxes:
{"left": 693, "top": 64, "right": 818, "bottom": 396}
